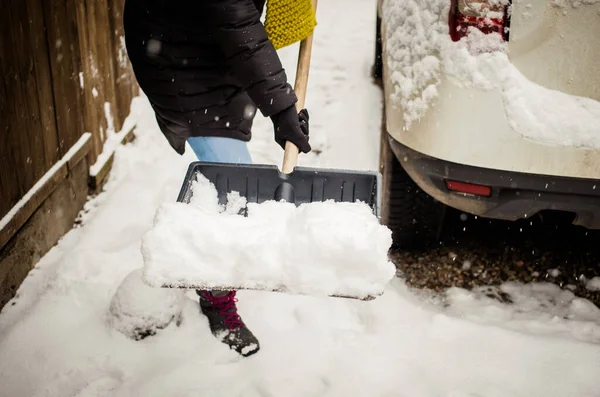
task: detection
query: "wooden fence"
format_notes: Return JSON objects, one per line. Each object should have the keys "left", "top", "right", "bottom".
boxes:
{"left": 0, "top": 0, "right": 139, "bottom": 307}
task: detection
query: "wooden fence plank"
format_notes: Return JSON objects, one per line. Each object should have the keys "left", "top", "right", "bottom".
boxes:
{"left": 107, "top": 0, "right": 139, "bottom": 131}
{"left": 92, "top": 0, "right": 120, "bottom": 140}
{"left": 0, "top": 5, "right": 20, "bottom": 219}
{"left": 73, "top": 0, "right": 105, "bottom": 164}
{"left": 30, "top": 0, "right": 61, "bottom": 169}
{"left": 42, "top": 0, "right": 87, "bottom": 156}
{"left": 4, "top": 1, "right": 38, "bottom": 203}
{"left": 74, "top": 0, "right": 121, "bottom": 164}
{"left": 18, "top": 0, "right": 56, "bottom": 185}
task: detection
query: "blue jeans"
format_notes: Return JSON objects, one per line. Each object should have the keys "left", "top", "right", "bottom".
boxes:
{"left": 187, "top": 136, "right": 252, "bottom": 165}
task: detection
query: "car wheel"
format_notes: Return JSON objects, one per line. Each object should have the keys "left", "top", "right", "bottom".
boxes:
{"left": 379, "top": 133, "right": 446, "bottom": 249}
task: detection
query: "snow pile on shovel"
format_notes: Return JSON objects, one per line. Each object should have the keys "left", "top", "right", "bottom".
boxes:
{"left": 141, "top": 174, "right": 395, "bottom": 299}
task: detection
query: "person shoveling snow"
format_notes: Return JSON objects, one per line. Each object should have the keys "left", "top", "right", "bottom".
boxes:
{"left": 123, "top": 0, "right": 394, "bottom": 357}
{"left": 123, "top": 0, "right": 316, "bottom": 357}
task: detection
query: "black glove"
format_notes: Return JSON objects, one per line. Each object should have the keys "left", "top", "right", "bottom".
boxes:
{"left": 271, "top": 106, "right": 311, "bottom": 153}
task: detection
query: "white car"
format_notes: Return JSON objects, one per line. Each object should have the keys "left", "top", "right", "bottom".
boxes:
{"left": 374, "top": 0, "right": 600, "bottom": 248}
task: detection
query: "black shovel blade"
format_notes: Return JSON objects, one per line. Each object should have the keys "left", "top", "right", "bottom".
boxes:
{"left": 176, "top": 162, "right": 381, "bottom": 217}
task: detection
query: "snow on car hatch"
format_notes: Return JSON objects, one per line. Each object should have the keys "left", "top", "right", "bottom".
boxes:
{"left": 381, "top": 0, "right": 600, "bottom": 148}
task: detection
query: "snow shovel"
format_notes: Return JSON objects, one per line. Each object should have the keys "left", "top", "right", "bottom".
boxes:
{"left": 141, "top": 0, "right": 393, "bottom": 300}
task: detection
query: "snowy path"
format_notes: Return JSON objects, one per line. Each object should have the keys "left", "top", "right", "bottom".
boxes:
{"left": 2, "top": 0, "right": 600, "bottom": 396}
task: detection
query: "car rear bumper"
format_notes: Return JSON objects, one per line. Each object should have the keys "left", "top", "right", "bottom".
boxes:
{"left": 389, "top": 137, "right": 600, "bottom": 229}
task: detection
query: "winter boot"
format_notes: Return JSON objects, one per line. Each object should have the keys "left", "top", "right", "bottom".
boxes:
{"left": 197, "top": 290, "right": 260, "bottom": 357}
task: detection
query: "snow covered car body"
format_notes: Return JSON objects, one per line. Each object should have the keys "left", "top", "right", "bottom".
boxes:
{"left": 375, "top": 0, "right": 600, "bottom": 247}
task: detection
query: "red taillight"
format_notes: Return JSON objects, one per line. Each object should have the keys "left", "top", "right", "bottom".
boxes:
{"left": 449, "top": 0, "right": 510, "bottom": 42}
{"left": 446, "top": 180, "right": 492, "bottom": 197}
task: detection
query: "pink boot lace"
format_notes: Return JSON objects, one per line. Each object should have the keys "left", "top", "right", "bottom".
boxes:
{"left": 203, "top": 291, "right": 243, "bottom": 330}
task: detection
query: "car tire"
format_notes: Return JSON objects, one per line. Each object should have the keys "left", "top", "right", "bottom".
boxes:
{"left": 379, "top": 133, "right": 446, "bottom": 249}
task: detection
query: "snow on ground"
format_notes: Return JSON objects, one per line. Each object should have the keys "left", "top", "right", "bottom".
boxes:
{"left": 2, "top": 0, "right": 600, "bottom": 396}
{"left": 587, "top": 277, "right": 600, "bottom": 292}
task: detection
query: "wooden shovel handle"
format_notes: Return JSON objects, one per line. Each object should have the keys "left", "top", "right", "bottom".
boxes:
{"left": 281, "top": 0, "right": 318, "bottom": 174}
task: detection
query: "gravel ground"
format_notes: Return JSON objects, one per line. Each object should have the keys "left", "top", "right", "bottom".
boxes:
{"left": 391, "top": 208, "right": 600, "bottom": 306}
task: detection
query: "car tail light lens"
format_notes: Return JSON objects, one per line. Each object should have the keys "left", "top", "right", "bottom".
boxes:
{"left": 446, "top": 180, "right": 492, "bottom": 197}
{"left": 449, "top": 0, "right": 511, "bottom": 42}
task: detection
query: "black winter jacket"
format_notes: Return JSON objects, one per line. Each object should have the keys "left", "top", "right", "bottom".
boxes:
{"left": 123, "top": 0, "right": 298, "bottom": 154}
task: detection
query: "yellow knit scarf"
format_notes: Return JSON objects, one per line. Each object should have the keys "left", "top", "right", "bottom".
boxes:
{"left": 264, "top": 0, "right": 317, "bottom": 50}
